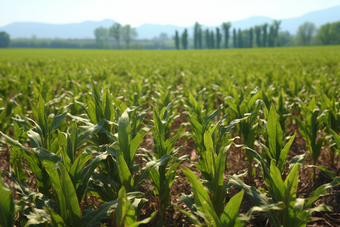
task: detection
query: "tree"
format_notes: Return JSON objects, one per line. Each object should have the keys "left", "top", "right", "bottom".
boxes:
{"left": 233, "top": 28, "right": 237, "bottom": 48}
{"left": 278, "top": 31, "right": 294, "bottom": 46}
{"left": 181, "top": 29, "right": 188, "bottom": 49}
{"left": 198, "top": 29, "right": 202, "bottom": 49}
{"left": 316, "top": 21, "right": 340, "bottom": 45}
{"left": 222, "top": 22, "right": 231, "bottom": 48}
{"left": 273, "top": 20, "right": 282, "bottom": 46}
{"left": 94, "top": 27, "right": 109, "bottom": 49}
{"left": 205, "top": 29, "right": 210, "bottom": 49}
{"left": 262, "top": 23, "right": 268, "bottom": 47}
{"left": 249, "top": 28, "right": 253, "bottom": 48}
{"left": 121, "top": 25, "right": 138, "bottom": 49}
{"left": 268, "top": 24, "right": 275, "bottom": 47}
{"left": 255, "top": 26, "right": 261, "bottom": 47}
{"left": 210, "top": 31, "right": 215, "bottom": 49}
{"left": 194, "top": 22, "right": 201, "bottom": 49}
{"left": 238, "top": 29, "right": 243, "bottom": 48}
{"left": 0, "top": 32, "right": 10, "bottom": 48}
{"left": 175, "top": 30, "right": 180, "bottom": 49}
{"left": 297, "top": 22, "right": 316, "bottom": 46}
{"left": 109, "top": 23, "right": 121, "bottom": 48}
{"left": 216, "top": 27, "right": 221, "bottom": 49}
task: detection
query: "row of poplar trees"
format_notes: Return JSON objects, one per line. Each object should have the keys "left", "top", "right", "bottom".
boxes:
{"left": 174, "top": 20, "right": 282, "bottom": 49}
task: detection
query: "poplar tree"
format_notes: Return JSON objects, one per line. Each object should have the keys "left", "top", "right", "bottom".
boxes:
{"left": 233, "top": 28, "right": 237, "bottom": 48}
{"left": 175, "top": 30, "right": 179, "bottom": 49}
{"left": 222, "top": 22, "right": 231, "bottom": 48}
{"left": 268, "top": 25, "right": 275, "bottom": 47}
{"left": 210, "top": 31, "right": 215, "bottom": 48}
{"left": 262, "top": 23, "right": 268, "bottom": 47}
{"left": 238, "top": 29, "right": 243, "bottom": 48}
{"left": 216, "top": 27, "right": 221, "bottom": 49}
{"left": 255, "top": 26, "right": 261, "bottom": 47}
{"left": 194, "top": 22, "right": 201, "bottom": 49}
{"left": 273, "top": 20, "right": 281, "bottom": 46}
{"left": 181, "top": 29, "right": 188, "bottom": 49}
{"left": 249, "top": 28, "right": 253, "bottom": 48}
{"left": 198, "top": 29, "right": 202, "bottom": 49}
{"left": 205, "top": 29, "right": 210, "bottom": 49}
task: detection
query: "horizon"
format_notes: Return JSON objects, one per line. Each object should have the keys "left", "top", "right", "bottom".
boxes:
{"left": 1, "top": 0, "right": 340, "bottom": 27}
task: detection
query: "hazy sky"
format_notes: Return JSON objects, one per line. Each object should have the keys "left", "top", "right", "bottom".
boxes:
{"left": 1, "top": 0, "right": 339, "bottom": 27}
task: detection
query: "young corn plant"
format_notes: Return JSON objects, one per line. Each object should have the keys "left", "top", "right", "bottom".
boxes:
{"left": 233, "top": 147, "right": 340, "bottom": 227}
{"left": 104, "top": 109, "right": 150, "bottom": 194}
{"left": 275, "top": 89, "right": 290, "bottom": 132}
{"left": 297, "top": 97, "right": 325, "bottom": 180}
{"left": 82, "top": 189, "right": 149, "bottom": 227}
{"left": 11, "top": 94, "right": 69, "bottom": 150}
{"left": 321, "top": 93, "right": 340, "bottom": 166}
{"left": 116, "top": 187, "right": 158, "bottom": 227}
{"left": 224, "top": 88, "right": 262, "bottom": 178}
{"left": 183, "top": 93, "right": 225, "bottom": 156}
{"left": 261, "top": 106, "right": 296, "bottom": 176}
{"left": 175, "top": 166, "right": 284, "bottom": 227}
{"left": 330, "top": 129, "right": 340, "bottom": 162}
{"left": 71, "top": 81, "right": 116, "bottom": 145}
{"left": 145, "top": 103, "right": 187, "bottom": 225}
{"left": 1, "top": 171, "right": 55, "bottom": 226}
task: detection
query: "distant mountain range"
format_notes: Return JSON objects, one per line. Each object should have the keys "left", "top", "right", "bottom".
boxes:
{"left": 1, "top": 5, "right": 340, "bottom": 40}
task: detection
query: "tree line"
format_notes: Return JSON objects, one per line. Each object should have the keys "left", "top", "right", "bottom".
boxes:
{"left": 0, "top": 21, "right": 339, "bottom": 49}
{"left": 174, "top": 20, "right": 340, "bottom": 49}
{"left": 94, "top": 23, "right": 137, "bottom": 49}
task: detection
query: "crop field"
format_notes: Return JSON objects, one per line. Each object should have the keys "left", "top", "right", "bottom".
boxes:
{"left": 1, "top": 46, "right": 340, "bottom": 227}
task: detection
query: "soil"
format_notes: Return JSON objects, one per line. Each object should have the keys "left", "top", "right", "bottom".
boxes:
{"left": 1, "top": 113, "right": 340, "bottom": 226}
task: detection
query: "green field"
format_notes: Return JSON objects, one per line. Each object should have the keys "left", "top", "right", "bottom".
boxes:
{"left": 1, "top": 47, "right": 340, "bottom": 226}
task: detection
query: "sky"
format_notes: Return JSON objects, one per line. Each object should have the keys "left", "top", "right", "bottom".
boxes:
{"left": 1, "top": 0, "right": 340, "bottom": 27}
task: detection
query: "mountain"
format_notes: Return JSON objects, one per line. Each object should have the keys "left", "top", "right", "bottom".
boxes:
{"left": 0, "top": 19, "right": 116, "bottom": 39}
{"left": 1, "top": 5, "right": 339, "bottom": 39}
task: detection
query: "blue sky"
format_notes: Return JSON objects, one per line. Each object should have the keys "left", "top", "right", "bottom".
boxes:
{"left": 1, "top": 0, "right": 339, "bottom": 27}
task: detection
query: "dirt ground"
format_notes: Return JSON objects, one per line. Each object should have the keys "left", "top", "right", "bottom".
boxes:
{"left": 1, "top": 113, "right": 340, "bottom": 227}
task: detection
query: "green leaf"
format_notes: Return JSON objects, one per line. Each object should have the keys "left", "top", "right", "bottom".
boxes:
{"left": 48, "top": 111, "right": 67, "bottom": 132}
{"left": 83, "top": 199, "right": 118, "bottom": 227}
{"left": 174, "top": 205, "right": 203, "bottom": 226}
{"left": 330, "top": 129, "right": 340, "bottom": 148}
{"left": 0, "top": 176, "right": 15, "bottom": 227}
{"left": 27, "top": 129, "right": 43, "bottom": 148}
{"left": 283, "top": 163, "right": 300, "bottom": 226}
{"left": 220, "top": 190, "right": 244, "bottom": 227}
{"left": 304, "top": 177, "right": 340, "bottom": 209}
{"left": 267, "top": 106, "right": 278, "bottom": 161}
{"left": 76, "top": 119, "right": 105, "bottom": 148}
{"left": 289, "top": 153, "right": 306, "bottom": 171}
{"left": 57, "top": 162, "right": 82, "bottom": 226}
{"left": 278, "top": 133, "right": 296, "bottom": 173}
{"left": 270, "top": 160, "right": 285, "bottom": 203}
{"left": 116, "top": 150, "right": 134, "bottom": 192}
{"left": 238, "top": 202, "right": 284, "bottom": 222}
{"left": 227, "top": 174, "right": 282, "bottom": 227}
{"left": 112, "top": 96, "right": 128, "bottom": 115}
{"left": 182, "top": 166, "right": 221, "bottom": 227}
{"left": 44, "top": 207, "right": 67, "bottom": 227}
{"left": 77, "top": 153, "right": 108, "bottom": 202}
{"left": 42, "top": 161, "right": 67, "bottom": 221}
{"left": 130, "top": 127, "right": 149, "bottom": 161}
{"left": 129, "top": 210, "right": 158, "bottom": 227}
{"left": 116, "top": 186, "right": 136, "bottom": 227}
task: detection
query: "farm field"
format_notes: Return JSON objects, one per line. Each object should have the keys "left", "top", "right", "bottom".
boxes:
{"left": 0, "top": 46, "right": 340, "bottom": 227}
